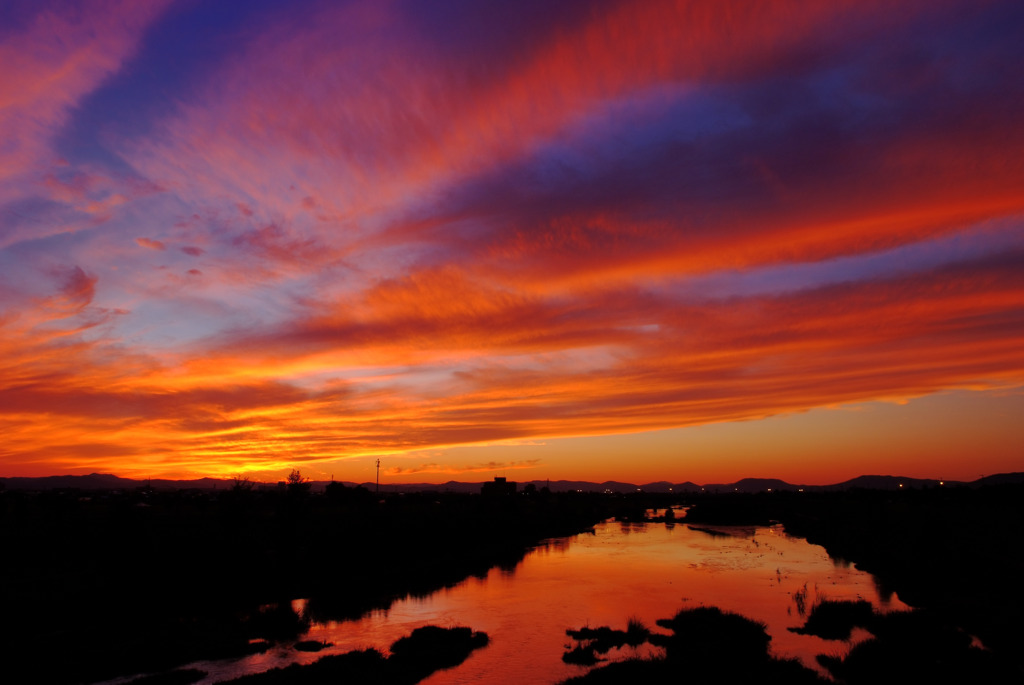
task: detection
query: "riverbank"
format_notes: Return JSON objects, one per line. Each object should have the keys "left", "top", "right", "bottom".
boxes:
{"left": 7, "top": 482, "right": 1019, "bottom": 683}
{"left": 0, "top": 486, "right": 626, "bottom": 683}
{"left": 219, "top": 625, "right": 489, "bottom": 684}
{"left": 684, "top": 483, "right": 1024, "bottom": 679}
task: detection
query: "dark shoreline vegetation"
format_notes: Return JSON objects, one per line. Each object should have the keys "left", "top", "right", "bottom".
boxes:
{"left": 685, "top": 485, "right": 1024, "bottom": 661}
{"left": 0, "top": 483, "right": 623, "bottom": 684}
{"left": 2, "top": 479, "right": 1023, "bottom": 683}
{"left": 559, "top": 602, "right": 1019, "bottom": 684}
{"left": 219, "top": 625, "right": 489, "bottom": 684}
{"left": 560, "top": 606, "right": 829, "bottom": 684}
{"left": 124, "top": 625, "right": 490, "bottom": 685}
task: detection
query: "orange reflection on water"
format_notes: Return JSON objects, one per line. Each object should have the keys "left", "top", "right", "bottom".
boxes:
{"left": 195, "top": 519, "right": 906, "bottom": 683}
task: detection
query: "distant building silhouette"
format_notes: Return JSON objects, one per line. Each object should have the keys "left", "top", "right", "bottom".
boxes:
{"left": 481, "top": 476, "right": 516, "bottom": 496}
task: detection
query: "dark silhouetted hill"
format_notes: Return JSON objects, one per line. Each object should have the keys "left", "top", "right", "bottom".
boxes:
{"left": 700, "top": 478, "right": 799, "bottom": 493}
{"left": 972, "top": 472, "right": 1024, "bottom": 487}
{"left": 0, "top": 473, "right": 232, "bottom": 491}
{"left": 3, "top": 472, "right": 1016, "bottom": 494}
{"left": 0, "top": 473, "right": 137, "bottom": 490}
{"left": 824, "top": 475, "right": 948, "bottom": 490}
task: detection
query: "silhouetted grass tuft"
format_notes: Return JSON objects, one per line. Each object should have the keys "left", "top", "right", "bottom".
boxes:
{"left": 625, "top": 616, "right": 650, "bottom": 646}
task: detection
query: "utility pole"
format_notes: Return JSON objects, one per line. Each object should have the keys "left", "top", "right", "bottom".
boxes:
{"left": 376, "top": 458, "right": 380, "bottom": 495}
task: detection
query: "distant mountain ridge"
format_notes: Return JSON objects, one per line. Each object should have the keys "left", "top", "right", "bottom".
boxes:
{"left": 3, "top": 472, "right": 1021, "bottom": 493}
{"left": 0, "top": 473, "right": 229, "bottom": 491}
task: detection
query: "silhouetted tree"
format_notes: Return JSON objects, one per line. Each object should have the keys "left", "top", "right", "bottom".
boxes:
{"left": 231, "top": 475, "right": 255, "bottom": 493}
{"left": 286, "top": 469, "right": 310, "bottom": 496}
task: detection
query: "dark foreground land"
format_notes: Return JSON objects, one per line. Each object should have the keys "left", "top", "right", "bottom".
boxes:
{"left": 686, "top": 484, "right": 1024, "bottom": 659}
{"left": 559, "top": 602, "right": 1019, "bottom": 684}
{"left": 0, "top": 483, "right": 621, "bottom": 684}
{"left": 558, "top": 483, "right": 1024, "bottom": 684}
{"left": 2, "top": 480, "right": 1023, "bottom": 683}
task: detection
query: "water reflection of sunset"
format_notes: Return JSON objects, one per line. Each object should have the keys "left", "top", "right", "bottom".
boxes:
{"left": 2, "top": 0, "right": 1023, "bottom": 484}
{"left": 193, "top": 520, "right": 906, "bottom": 683}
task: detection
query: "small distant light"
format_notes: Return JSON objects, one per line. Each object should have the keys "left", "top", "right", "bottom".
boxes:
{"left": 798, "top": 489, "right": 803, "bottom": 492}
{"left": 767, "top": 488, "right": 772, "bottom": 492}
{"left": 899, "top": 483, "right": 903, "bottom": 488}
{"left": 939, "top": 481, "right": 944, "bottom": 486}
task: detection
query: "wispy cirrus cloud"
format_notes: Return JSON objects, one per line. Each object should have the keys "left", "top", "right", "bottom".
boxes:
{"left": 0, "top": 1, "right": 173, "bottom": 245}
{"left": 1, "top": 0, "right": 1022, "bottom": 480}
{"left": 5, "top": 241, "right": 1021, "bottom": 478}
{"left": 386, "top": 460, "right": 543, "bottom": 476}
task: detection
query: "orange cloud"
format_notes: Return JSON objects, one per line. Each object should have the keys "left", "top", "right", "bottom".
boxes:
{"left": 3, "top": 0, "right": 1022, "bottom": 481}
{"left": 136, "top": 237, "right": 166, "bottom": 251}
{"left": 386, "top": 460, "right": 542, "bottom": 476}
{"left": 3, "top": 242, "right": 1020, "bottom": 479}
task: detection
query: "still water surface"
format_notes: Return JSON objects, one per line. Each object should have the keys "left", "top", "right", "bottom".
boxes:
{"left": 187, "top": 516, "right": 906, "bottom": 683}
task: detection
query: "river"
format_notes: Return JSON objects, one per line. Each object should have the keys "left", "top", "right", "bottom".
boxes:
{"left": 154, "top": 513, "right": 907, "bottom": 683}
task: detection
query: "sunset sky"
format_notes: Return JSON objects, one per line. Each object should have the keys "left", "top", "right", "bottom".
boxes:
{"left": 2, "top": 0, "right": 1023, "bottom": 485}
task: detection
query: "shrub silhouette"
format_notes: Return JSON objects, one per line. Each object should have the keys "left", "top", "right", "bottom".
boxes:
{"left": 654, "top": 606, "right": 771, "bottom": 663}
{"left": 562, "top": 607, "right": 827, "bottom": 684}
{"left": 789, "top": 599, "right": 875, "bottom": 640}
{"left": 387, "top": 626, "right": 490, "bottom": 683}
{"left": 817, "top": 609, "right": 1013, "bottom": 684}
